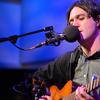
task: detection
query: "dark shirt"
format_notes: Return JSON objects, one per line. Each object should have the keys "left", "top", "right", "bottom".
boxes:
{"left": 33, "top": 46, "right": 100, "bottom": 97}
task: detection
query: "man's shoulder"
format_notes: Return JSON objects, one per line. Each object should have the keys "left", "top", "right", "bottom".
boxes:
{"left": 54, "top": 46, "right": 80, "bottom": 64}
{"left": 61, "top": 46, "right": 80, "bottom": 58}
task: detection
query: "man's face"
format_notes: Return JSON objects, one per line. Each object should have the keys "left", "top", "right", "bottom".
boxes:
{"left": 69, "top": 7, "right": 98, "bottom": 43}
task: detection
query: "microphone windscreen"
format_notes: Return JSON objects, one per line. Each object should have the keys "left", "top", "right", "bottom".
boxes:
{"left": 63, "top": 25, "right": 80, "bottom": 42}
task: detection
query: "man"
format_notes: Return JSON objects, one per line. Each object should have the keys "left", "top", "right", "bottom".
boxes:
{"left": 33, "top": 0, "right": 100, "bottom": 99}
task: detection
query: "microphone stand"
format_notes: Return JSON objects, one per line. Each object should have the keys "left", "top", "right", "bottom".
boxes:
{"left": 0, "top": 26, "right": 53, "bottom": 43}
{"left": 0, "top": 26, "right": 54, "bottom": 50}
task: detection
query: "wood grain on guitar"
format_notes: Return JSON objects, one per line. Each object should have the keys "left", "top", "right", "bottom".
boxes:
{"left": 50, "top": 80, "right": 73, "bottom": 100}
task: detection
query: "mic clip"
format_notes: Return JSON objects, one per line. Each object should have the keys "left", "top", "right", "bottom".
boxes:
{"left": 45, "top": 31, "right": 60, "bottom": 46}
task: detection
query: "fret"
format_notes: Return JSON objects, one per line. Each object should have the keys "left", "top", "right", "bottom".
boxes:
{"left": 86, "top": 83, "right": 90, "bottom": 93}
{"left": 93, "top": 79, "right": 96, "bottom": 89}
{"left": 90, "top": 78, "right": 93, "bottom": 92}
{"left": 96, "top": 77, "right": 100, "bottom": 88}
{"left": 96, "top": 78, "right": 98, "bottom": 88}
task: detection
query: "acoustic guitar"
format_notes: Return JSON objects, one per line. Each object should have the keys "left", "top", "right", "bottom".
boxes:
{"left": 32, "top": 75, "right": 100, "bottom": 100}
{"left": 49, "top": 76, "right": 100, "bottom": 100}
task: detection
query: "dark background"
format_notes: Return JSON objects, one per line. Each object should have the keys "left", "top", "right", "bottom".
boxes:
{"left": 0, "top": 69, "right": 35, "bottom": 100}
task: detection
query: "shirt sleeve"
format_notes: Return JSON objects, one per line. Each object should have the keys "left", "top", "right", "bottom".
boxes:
{"left": 33, "top": 52, "right": 72, "bottom": 87}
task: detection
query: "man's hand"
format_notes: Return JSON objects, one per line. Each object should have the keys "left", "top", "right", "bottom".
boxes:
{"left": 39, "top": 95, "right": 52, "bottom": 100}
{"left": 75, "top": 86, "right": 94, "bottom": 100}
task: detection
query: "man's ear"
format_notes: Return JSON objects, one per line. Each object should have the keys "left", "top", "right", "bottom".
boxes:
{"left": 96, "top": 15, "right": 100, "bottom": 28}
{"left": 97, "top": 22, "right": 100, "bottom": 28}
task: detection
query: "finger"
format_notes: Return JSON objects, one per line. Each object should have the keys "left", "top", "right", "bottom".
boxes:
{"left": 79, "top": 86, "right": 94, "bottom": 100}
{"left": 75, "top": 86, "right": 94, "bottom": 100}
{"left": 81, "top": 92, "right": 94, "bottom": 100}
{"left": 39, "top": 97, "right": 48, "bottom": 100}
{"left": 76, "top": 93, "right": 86, "bottom": 100}
{"left": 39, "top": 96, "right": 48, "bottom": 100}
{"left": 39, "top": 95, "right": 52, "bottom": 100}
{"left": 75, "top": 87, "right": 83, "bottom": 100}
{"left": 75, "top": 86, "right": 81, "bottom": 95}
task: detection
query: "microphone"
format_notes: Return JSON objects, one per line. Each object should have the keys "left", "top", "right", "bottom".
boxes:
{"left": 34, "top": 25, "right": 80, "bottom": 48}
{"left": 63, "top": 25, "right": 80, "bottom": 42}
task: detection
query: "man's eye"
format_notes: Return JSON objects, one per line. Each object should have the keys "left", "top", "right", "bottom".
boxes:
{"left": 78, "top": 16, "right": 85, "bottom": 20}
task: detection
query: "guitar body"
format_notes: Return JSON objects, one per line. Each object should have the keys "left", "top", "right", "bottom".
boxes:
{"left": 50, "top": 80, "right": 72, "bottom": 100}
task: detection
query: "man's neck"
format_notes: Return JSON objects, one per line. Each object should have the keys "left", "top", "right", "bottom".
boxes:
{"left": 80, "top": 31, "right": 100, "bottom": 57}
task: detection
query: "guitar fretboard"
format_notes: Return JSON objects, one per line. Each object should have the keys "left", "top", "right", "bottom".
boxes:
{"left": 86, "top": 76, "right": 100, "bottom": 93}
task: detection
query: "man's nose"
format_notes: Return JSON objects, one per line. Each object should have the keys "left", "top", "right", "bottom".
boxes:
{"left": 72, "top": 20, "right": 79, "bottom": 27}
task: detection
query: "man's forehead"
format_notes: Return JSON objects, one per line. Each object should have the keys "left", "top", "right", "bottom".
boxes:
{"left": 69, "top": 7, "right": 87, "bottom": 19}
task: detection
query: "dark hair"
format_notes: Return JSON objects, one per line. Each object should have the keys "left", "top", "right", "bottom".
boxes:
{"left": 67, "top": 0, "right": 100, "bottom": 24}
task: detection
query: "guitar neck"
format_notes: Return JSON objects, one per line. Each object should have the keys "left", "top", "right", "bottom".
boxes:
{"left": 86, "top": 76, "right": 100, "bottom": 93}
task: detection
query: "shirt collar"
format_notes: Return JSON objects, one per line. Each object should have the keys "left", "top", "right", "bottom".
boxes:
{"left": 78, "top": 46, "right": 100, "bottom": 60}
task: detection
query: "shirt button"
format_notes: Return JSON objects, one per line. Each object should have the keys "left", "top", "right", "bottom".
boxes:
{"left": 84, "top": 74, "right": 86, "bottom": 77}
